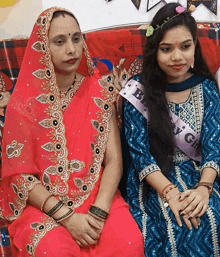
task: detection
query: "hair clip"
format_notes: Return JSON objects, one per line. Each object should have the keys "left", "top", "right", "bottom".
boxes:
{"left": 146, "top": 26, "right": 154, "bottom": 37}
{"left": 146, "top": 5, "right": 194, "bottom": 38}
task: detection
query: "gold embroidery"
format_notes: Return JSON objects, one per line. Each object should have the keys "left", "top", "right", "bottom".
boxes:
{"left": 31, "top": 41, "right": 46, "bottom": 52}
{"left": 32, "top": 69, "right": 46, "bottom": 80}
{"left": 6, "top": 140, "right": 24, "bottom": 158}
{"left": 41, "top": 142, "right": 54, "bottom": 152}
{"left": 69, "top": 160, "right": 85, "bottom": 173}
{"left": 6, "top": 175, "right": 41, "bottom": 221}
{"left": 39, "top": 119, "right": 51, "bottom": 129}
{"left": 26, "top": 216, "right": 59, "bottom": 256}
{"left": 36, "top": 94, "right": 47, "bottom": 104}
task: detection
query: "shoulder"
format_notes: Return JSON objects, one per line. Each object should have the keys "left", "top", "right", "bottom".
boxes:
{"left": 129, "top": 72, "right": 146, "bottom": 84}
{"left": 201, "top": 77, "right": 219, "bottom": 97}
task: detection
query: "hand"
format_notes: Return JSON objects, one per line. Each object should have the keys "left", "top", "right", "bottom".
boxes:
{"left": 179, "top": 187, "right": 209, "bottom": 219}
{"left": 166, "top": 189, "right": 201, "bottom": 230}
{"left": 61, "top": 213, "right": 102, "bottom": 248}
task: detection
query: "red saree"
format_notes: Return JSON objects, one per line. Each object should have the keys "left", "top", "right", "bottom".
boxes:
{"left": 0, "top": 7, "right": 144, "bottom": 257}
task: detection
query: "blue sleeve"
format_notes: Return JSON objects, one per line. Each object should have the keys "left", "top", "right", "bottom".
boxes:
{"left": 200, "top": 79, "right": 220, "bottom": 176}
{"left": 122, "top": 99, "right": 161, "bottom": 181}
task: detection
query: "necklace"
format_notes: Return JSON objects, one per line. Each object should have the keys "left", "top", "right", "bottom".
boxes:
{"left": 60, "top": 76, "right": 85, "bottom": 110}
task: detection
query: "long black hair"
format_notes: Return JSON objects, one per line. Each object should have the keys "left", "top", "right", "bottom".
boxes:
{"left": 143, "top": 3, "right": 218, "bottom": 177}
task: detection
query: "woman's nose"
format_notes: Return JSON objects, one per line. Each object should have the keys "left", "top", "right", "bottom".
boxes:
{"left": 66, "top": 40, "right": 75, "bottom": 55}
{"left": 171, "top": 49, "right": 183, "bottom": 61}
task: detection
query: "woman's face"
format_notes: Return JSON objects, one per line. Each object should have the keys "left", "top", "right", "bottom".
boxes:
{"left": 157, "top": 25, "right": 196, "bottom": 83}
{"left": 48, "top": 14, "right": 83, "bottom": 75}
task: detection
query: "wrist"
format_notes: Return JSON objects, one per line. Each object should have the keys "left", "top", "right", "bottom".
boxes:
{"left": 194, "top": 182, "right": 213, "bottom": 196}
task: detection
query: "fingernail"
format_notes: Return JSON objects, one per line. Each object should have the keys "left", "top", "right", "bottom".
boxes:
{"left": 179, "top": 223, "right": 182, "bottom": 227}
{"left": 195, "top": 226, "right": 198, "bottom": 229}
{"left": 189, "top": 227, "right": 192, "bottom": 230}
{"left": 188, "top": 216, "right": 192, "bottom": 220}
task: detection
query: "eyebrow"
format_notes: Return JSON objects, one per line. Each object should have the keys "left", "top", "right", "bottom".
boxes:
{"left": 159, "top": 39, "right": 193, "bottom": 46}
{"left": 51, "top": 32, "right": 81, "bottom": 40}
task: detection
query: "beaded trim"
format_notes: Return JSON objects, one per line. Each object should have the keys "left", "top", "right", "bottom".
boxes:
{"left": 139, "top": 183, "right": 147, "bottom": 243}
{"left": 201, "top": 161, "right": 220, "bottom": 177}
{"left": 139, "top": 164, "right": 161, "bottom": 181}
{"left": 207, "top": 207, "right": 219, "bottom": 256}
{"left": 158, "top": 194, "right": 177, "bottom": 257}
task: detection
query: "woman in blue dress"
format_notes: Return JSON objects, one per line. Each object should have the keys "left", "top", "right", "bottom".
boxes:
{"left": 121, "top": 3, "right": 220, "bottom": 256}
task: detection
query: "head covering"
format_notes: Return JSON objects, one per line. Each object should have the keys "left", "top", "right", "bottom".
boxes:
{"left": 1, "top": 7, "right": 118, "bottom": 222}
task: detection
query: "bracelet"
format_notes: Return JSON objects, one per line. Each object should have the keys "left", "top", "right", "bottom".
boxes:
{"left": 46, "top": 200, "right": 64, "bottom": 216}
{"left": 194, "top": 182, "right": 213, "bottom": 196}
{"left": 161, "top": 183, "right": 173, "bottom": 196}
{"left": 88, "top": 211, "right": 106, "bottom": 222}
{"left": 88, "top": 205, "right": 109, "bottom": 221}
{"left": 55, "top": 209, "right": 74, "bottom": 223}
{"left": 166, "top": 192, "right": 181, "bottom": 202}
{"left": 40, "top": 194, "right": 53, "bottom": 212}
{"left": 162, "top": 185, "right": 177, "bottom": 199}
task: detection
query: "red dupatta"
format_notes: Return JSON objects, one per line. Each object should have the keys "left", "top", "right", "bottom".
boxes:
{"left": 0, "top": 7, "right": 118, "bottom": 221}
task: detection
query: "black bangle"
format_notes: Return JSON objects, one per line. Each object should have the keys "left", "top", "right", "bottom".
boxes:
{"left": 46, "top": 200, "right": 64, "bottom": 216}
{"left": 88, "top": 205, "right": 109, "bottom": 221}
{"left": 55, "top": 209, "right": 74, "bottom": 223}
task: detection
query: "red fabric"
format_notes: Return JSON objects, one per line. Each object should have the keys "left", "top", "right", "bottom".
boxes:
{"left": 9, "top": 191, "right": 144, "bottom": 257}
{"left": 1, "top": 7, "right": 144, "bottom": 256}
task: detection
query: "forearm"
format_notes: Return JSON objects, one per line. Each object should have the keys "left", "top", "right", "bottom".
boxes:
{"left": 199, "top": 167, "right": 217, "bottom": 183}
{"left": 28, "top": 183, "right": 70, "bottom": 221}
{"left": 145, "top": 170, "right": 173, "bottom": 195}
{"left": 94, "top": 159, "right": 122, "bottom": 212}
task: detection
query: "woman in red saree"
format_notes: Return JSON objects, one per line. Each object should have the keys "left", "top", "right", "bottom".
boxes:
{"left": 0, "top": 7, "right": 144, "bottom": 257}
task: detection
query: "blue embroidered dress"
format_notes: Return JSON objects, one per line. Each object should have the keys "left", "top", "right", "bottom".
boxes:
{"left": 121, "top": 74, "right": 220, "bottom": 257}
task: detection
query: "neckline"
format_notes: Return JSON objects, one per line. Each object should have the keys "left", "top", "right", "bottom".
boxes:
{"left": 166, "top": 74, "right": 206, "bottom": 92}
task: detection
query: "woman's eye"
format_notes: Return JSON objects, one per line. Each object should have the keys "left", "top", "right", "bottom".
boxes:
{"left": 161, "top": 47, "right": 171, "bottom": 52}
{"left": 73, "top": 37, "right": 81, "bottom": 43}
{"left": 182, "top": 44, "right": 191, "bottom": 49}
{"left": 55, "top": 40, "right": 64, "bottom": 45}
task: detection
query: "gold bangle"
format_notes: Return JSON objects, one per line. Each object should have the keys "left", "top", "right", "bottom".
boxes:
{"left": 88, "top": 205, "right": 109, "bottom": 221}
{"left": 46, "top": 200, "right": 64, "bottom": 216}
{"left": 40, "top": 194, "right": 53, "bottom": 212}
{"left": 55, "top": 209, "right": 74, "bottom": 223}
{"left": 88, "top": 211, "right": 106, "bottom": 222}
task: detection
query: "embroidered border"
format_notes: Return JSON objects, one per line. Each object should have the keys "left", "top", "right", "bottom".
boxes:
{"left": 201, "top": 161, "right": 220, "bottom": 177}
{"left": 207, "top": 207, "right": 219, "bottom": 257}
{"left": 139, "top": 164, "right": 160, "bottom": 181}
{"left": 158, "top": 194, "right": 177, "bottom": 257}
{"left": 26, "top": 216, "right": 59, "bottom": 256}
{"left": 174, "top": 166, "right": 188, "bottom": 191}
{"left": 6, "top": 174, "right": 41, "bottom": 221}
{"left": 139, "top": 183, "right": 147, "bottom": 243}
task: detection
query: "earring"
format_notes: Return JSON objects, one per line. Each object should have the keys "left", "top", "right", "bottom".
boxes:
{"left": 83, "top": 41, "right": 94, "bottom": 76}
{"left": 191, "top": 58, "right": 194, "bottom": 69}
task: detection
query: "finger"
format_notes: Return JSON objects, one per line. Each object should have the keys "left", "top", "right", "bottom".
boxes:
{"left": 179, "top": 196, "right": 196, "bottom": 214}
{"left": 86, "top": 226, "right": 100, "bottom": 240}
{"left": 84, "top": 234, "right": 98, "bottom": 245}
{"left": 188, "top": 203, "right": 203, "bottom": 218}
{"left": 173, "top": 210, "right": 182, "bottom": 227}
{"left": 75, "top": 240, "right": 83, "bottom": 248}
{"left": 196, "top": 204, "right": 208, "bottom": 218}
{"left": 87, "top": 215, "right": 102, "bottom": 230}
{"left": 196, "top": 217, "right": 201, "bottom": 226}
{"left": 179, "top": 190, "right": 191, "bottom": 201}
{"left": 190, "top": 217, "right": 199, "bottom": 229}
{"left": 80, "top": 238, "right": 89, "bottom": 247}
{"left": 182, "top": 215, "right": 192, "bottom": 230}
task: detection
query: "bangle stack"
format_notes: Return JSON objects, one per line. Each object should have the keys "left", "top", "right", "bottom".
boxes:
{"left": 161, "top": 184, "right": 177, "bottom": 200}
{"left": 55, "top": 209, "right": 74, "bottom": 223}
{"left": 88, "top": 204, "right": 109, "bottom": 222}
{"left": 46, "top": 200, "right": 64, "bottom": 216}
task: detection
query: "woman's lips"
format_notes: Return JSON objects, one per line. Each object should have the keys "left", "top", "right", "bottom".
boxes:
{"left": 170, "top": 64, "right": 184, "bottom": 70}
{"left": 66, "top": 58, "right": 77, "bottom": 64}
